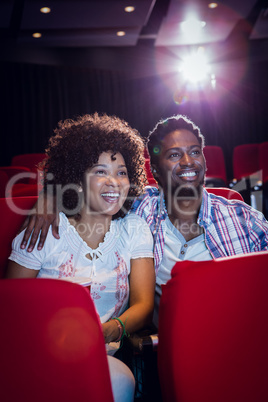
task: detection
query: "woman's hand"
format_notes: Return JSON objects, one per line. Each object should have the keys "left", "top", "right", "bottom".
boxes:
{"left": 102, "top": 320, "right": 122, "bottom": 344}
{"left": 20, "top": 193, "right": 60, "bottom": 252}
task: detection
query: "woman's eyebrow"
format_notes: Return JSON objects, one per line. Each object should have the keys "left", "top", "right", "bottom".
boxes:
{"left": 92, "top": 163, "right": 107, "bottom": 168}
{"left": 92, "top": 163, "right": 127, "bottom": 168}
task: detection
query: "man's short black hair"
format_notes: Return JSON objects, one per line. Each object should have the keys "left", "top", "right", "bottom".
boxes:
{"left": 147, "top": 114, "right": 205, "bottom": 170}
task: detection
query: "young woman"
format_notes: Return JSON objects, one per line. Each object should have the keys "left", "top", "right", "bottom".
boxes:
{"left": 6, "top": 113, "right": 155, "bottom": 402}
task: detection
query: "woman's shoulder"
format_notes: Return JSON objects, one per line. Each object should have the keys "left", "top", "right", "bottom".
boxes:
{"left": 120, "top": 213, "right": 150, "bottom": 229}
{"left": 114, "top": 213, "right": 153, "bottom": 242}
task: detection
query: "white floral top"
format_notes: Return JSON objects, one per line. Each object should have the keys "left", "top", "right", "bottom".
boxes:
{"left": 9, "top": 212, "right": 154, "bottom": 323}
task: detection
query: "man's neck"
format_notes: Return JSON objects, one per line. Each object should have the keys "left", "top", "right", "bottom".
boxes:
{"left": 166, "top": 188, "right": 203, "bottom": 241}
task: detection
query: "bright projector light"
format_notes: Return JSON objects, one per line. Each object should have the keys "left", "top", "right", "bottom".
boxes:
{"left": 181, "top": 51, "right": 211, "bottom": 83}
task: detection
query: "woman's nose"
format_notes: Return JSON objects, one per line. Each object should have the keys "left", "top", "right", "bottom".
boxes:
{"left": 106, "top": 174, "right": 118, "bottom": 186}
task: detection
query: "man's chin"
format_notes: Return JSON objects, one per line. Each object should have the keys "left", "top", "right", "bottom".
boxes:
{"left": 172, "top": 183, "right": 203, "bottom": 199}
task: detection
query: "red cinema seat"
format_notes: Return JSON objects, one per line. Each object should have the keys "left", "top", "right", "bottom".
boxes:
{"left": 0, "top": 196, "right": 38, "bottom": 278}
{"left": 145, "top": 158, "right": 158, "bottom": 187}
{"left": 0, "top": 278, "right": 114, "bottom": 402}
{"left": 11, "top": 153, "right": 47, "bottom": 169}
{"left": 158, "top": 252, "right": 268, "bottom": 402}
{"left": 259, "top": 141, "right": 268, "bottom": 219}
{"left": 203, "top": 145, "right": 227, "bottom": 187}
{"left": 205, "top": 186, "right": 244, "bottom": 201}
{"left": 233, "top": 144, "right": 260, "bottom": 181}
{"left": 11, "top": 153, "right": 47, "bottom": 184}
{"left": 0, "top": 166, "right": 31, "bottom": 184}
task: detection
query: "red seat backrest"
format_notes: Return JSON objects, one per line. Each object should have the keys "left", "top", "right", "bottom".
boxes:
{"left": 233, "top": 143, "right": 259, "bottom": 181}
{"left": 0, "top": 170, "right": 9, "bottom": 198}
{"left": 0, "top": 166, "right": 32, "bottom": 184}
{"left": 0, "top": 278, "right": 114, "bottom": 402}
{"left": 259, "top": 141, "right": 268, "bottom": 183}
{"left": 11, "top": 153, "right": 47, "bottom": 169}
{"left": 203, "top": 146, "right": 227, "bottom": 185}
{"left": 158, "top": 252, "right": 268, "bottom": 402}
{"left": 205, "top": 186, "right": 244, "bottom": 201}
{"left": 11, "top": 153, "right": 47, "bottom": 184}
{"left": 145, "top": 158, "right": 158, "bottom": 186}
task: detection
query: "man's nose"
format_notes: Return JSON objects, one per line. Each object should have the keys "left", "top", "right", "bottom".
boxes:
{"left": 180, "top": 153, "right": 193, "bottom": 166}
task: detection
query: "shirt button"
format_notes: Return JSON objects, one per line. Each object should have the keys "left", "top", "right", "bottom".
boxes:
{"left": 181, "top": 250, "right": 185, "bottom": 255}
{"left": 184, "top": 244, "right": 188, "bottom": 248}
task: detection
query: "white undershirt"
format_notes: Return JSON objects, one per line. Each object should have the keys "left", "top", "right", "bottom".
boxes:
{"left": 153, "top": 216, "right": 213, "bottom": 327}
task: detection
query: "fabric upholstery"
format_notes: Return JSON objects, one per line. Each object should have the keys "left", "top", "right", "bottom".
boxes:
{"left": 158, "top": 252, "right": 268, "bottom": 402}
{"left": 0, "top": 278, "right": 114, "bottom": 402}
{"left": 0, "top": 196, "right": 38, "bottom": 277}
{"left": 203, "top": 145, "right": 227, "bottom": 186}
{"left": 233, "top": 144, "right": 259, "bottom": 181}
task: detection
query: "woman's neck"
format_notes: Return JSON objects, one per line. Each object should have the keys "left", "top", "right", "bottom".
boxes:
{"left": 69, "top": 209, "right": 112, "bottom": 250}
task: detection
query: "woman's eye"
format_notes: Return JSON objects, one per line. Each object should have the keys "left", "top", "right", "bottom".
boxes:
{"left": 118, "top": 170, "right": 127, "bottom": 176}
{"left": 96, "top": 170, "right": 106, "bottom": 175}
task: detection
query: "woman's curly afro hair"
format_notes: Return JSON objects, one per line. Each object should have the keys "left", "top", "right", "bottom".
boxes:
{"left": 41, "top": 113, "right": 147, "bottom": 219}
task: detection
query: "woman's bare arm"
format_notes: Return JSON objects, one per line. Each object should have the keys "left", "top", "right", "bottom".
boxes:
{"left": 5, "top": 260, "right": 39, "bottom": 278}
{"left": 102, "top": 257, "right": 155, "bottom": 343}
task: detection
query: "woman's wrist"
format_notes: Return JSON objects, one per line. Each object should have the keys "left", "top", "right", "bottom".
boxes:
{"left": 103, "top": 317, "right": 128, "bottom": 344}
{"left": 113, "top": 318, "right": 123, "bottom": 342}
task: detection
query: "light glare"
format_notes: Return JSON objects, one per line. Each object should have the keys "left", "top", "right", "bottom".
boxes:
{"left": 181, "top": 50, "right": 211, "bottom": 83}
{"left": 181, "top": 18, "right": 206, "bottom": 38}
{"left": 40, "top": 7, "right": 51, "bottom": 13}
{"left": 32, "top": 32, "right": 42, "bottom": 38}
{"left": 124, "top": 6, "right": 135, "bottom": 13}
{"left": 117, "top": 31, "right": 126, "bottom": 37}
{"left": 208, "top": 3, "right": 218, "bottom": 9}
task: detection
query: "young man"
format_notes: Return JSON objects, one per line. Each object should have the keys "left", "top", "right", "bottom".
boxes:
{"left": 131, "top": 115, "right": 268, "bottom": 325}
{"left": 18, "top": 114, "right": 268, "bottom": 326}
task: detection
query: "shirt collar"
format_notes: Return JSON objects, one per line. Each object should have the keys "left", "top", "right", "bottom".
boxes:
{"left": 198, "top": 187, "right": 211, "bottom": 226}
{"left": 159, "top": 188, "right": 168, "bottom": 218}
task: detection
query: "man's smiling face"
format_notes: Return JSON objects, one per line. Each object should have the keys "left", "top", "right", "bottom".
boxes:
{"left": 154, "top": 129, "right": 206, "bottom": 198}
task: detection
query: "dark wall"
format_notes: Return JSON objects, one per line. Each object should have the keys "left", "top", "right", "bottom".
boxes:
{"left": 1, "top": 42, "right": 268, "bottom": 181}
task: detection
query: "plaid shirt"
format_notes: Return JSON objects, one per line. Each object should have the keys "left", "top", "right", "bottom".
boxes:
{"left": 131, "top": 187, "right": 268, "bottom": 273}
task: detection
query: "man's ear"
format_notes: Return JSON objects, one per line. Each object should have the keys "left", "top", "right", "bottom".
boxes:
{"left": 151, "top": 164, "right": 158, "bottom": 177}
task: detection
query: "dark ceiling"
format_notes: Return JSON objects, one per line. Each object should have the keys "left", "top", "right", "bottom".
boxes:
{"left": 1, "top": 0, "right": 267, "bottom": 48}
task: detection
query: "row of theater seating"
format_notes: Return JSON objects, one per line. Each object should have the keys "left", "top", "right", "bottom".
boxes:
{"left": 0, "top": 153, "right": 46, "bottom": 197}
{"left": 0, "top": 164, "right": 267, "bottom": 400}
{"left": 0, "top": 188, "right": 243, "bottom": 279}
{"left": 1, "top": 252, "right": 268, "bottom": 401}
{"left": 145, "top": 143, "right": 268, "bottom": 218}
{"left": 145, "top": 142, "right": 268, "bottom": 188}
{"left": 1, "top": 145, "right": 267, "bottom": 196}
{"left": 204, "top": 142, "right": 268, "bottom": 187}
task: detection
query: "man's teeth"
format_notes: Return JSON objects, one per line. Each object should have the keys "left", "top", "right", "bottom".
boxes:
{"left": 179, "top": 171, "right": 196, "bottom": 177}
{"left": 101, "top": 193, "right": 120, "bottom": 198}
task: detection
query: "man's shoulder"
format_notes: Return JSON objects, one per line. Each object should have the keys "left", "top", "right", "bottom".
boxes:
{"left": 206, "top": 190, "right": 267, "bottom": 223}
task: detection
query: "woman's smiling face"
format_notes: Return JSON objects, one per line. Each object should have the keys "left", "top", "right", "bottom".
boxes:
{"left": 82, "top": 151, "right": 130, "bottom": 217}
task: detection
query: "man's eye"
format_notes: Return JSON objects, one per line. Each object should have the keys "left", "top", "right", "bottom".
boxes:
{"left": 118, "top": 171, "right": 127, "bottom": 176}
{"left": 191, "top": 150, "right": 200, "bottom": 155}
{"left": 96, "top": 170, "right": 106, "bottom": 175}
{"left": 169, "top": 153, "right": 179, "bottom": 158}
